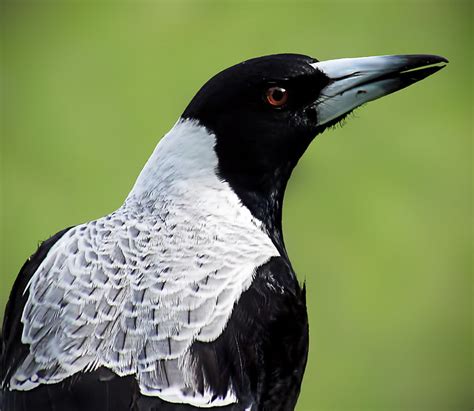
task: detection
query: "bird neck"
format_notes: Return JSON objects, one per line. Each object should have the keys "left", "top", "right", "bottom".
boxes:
{"left": 126, "top": 119, "right": 289, "bottom": 256}
{"left": 217, "top": 165, "right": 292, "bottom": 257}
{"left": 127, "top": 119, "right": 225, "bottom": 205}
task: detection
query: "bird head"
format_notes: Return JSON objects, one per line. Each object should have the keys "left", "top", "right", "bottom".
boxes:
{"left": 179, "top": 53, "right": 447, "bottom": 244}
{"left": 183, "top": 53, "right": 447, "bottom": 174}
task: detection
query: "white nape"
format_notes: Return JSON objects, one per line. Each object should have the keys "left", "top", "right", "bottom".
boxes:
{"left": 13, "top": 118, "right": 279, "bottom": 408}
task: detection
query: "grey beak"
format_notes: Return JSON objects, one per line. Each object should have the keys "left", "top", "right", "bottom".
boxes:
{"left": 311, "top": 54, "right": 448, "bottom": 126}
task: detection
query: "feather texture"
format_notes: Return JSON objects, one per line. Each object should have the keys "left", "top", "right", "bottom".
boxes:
{"left": 9, "top": 120, "right": 279, "bottom": 406}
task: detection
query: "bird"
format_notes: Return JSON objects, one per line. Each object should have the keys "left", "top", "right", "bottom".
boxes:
{"left": 0, "top": 53, "right": 447, "bottom": 411}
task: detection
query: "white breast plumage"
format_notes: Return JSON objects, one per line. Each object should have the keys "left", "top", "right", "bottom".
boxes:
{"left": 11, "top": 120, "right": 279, "bottom": 407}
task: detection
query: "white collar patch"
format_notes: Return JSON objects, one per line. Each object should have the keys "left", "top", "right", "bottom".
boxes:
{"left": 13, "top": 119, "right": 279, "bottom": 407}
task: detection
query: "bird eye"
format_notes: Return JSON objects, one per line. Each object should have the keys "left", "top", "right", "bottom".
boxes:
{"left": 265, "top": 86, "right": 288, "bottom": 107}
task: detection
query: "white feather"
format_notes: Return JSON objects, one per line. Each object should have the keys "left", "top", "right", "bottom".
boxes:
{"left": 11, "top": 119, "right": 278, "bottom": 407}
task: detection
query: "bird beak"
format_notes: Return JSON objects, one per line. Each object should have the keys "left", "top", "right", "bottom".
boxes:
{"left": 311, "top": 54, "right": 448, "bottom": 126}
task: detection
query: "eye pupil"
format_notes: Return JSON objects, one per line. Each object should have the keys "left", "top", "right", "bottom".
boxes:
{"left": 266, "top": 86, "right": 288, "bottom": 107}
{"left": 272, "top": 89, "right": 284, "bottom": 101}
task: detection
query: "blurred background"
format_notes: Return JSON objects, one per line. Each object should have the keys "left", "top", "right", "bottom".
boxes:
{"left": 1, "top": 1, "right": 472, "bottom": 410}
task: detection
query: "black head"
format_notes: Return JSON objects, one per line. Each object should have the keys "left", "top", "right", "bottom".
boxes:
{"left": 182, "top": 54, "right": 329, "bottom": 189}
{"left": 182, "top": 53, "right": 447, "bottom": 250}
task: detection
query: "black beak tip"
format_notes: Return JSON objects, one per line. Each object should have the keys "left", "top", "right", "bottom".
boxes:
{"left": 424, "top": 54, "right": 449, "bottom": 64}
{"left": 401, "top": 54, "right": 449, "bottom": 72}
{"left": 398, "top": 54, "right": 448, "bottom": 85}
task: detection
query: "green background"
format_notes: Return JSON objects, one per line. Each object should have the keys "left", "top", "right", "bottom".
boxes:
{"left": 1, "top": 1, "right": 472, "bottom": 410}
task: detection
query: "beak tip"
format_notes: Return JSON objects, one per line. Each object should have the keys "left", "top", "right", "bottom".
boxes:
{"left": 438, "top": 55, "right": 449, "bottom": 64}
{"left": 404, "top": 54, "right": 449, "bottom": 69}
{"left": 428, "top": 54, "right": 449, "bottom": 64}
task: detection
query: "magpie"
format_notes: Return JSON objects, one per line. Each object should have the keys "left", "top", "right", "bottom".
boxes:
{"left": 0, "top": 53, "right": 447, "bottom": 411}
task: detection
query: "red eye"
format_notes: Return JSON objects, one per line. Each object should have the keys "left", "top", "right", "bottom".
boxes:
{"left": 266, "top": 86, "right": 288, "bottom": 107}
